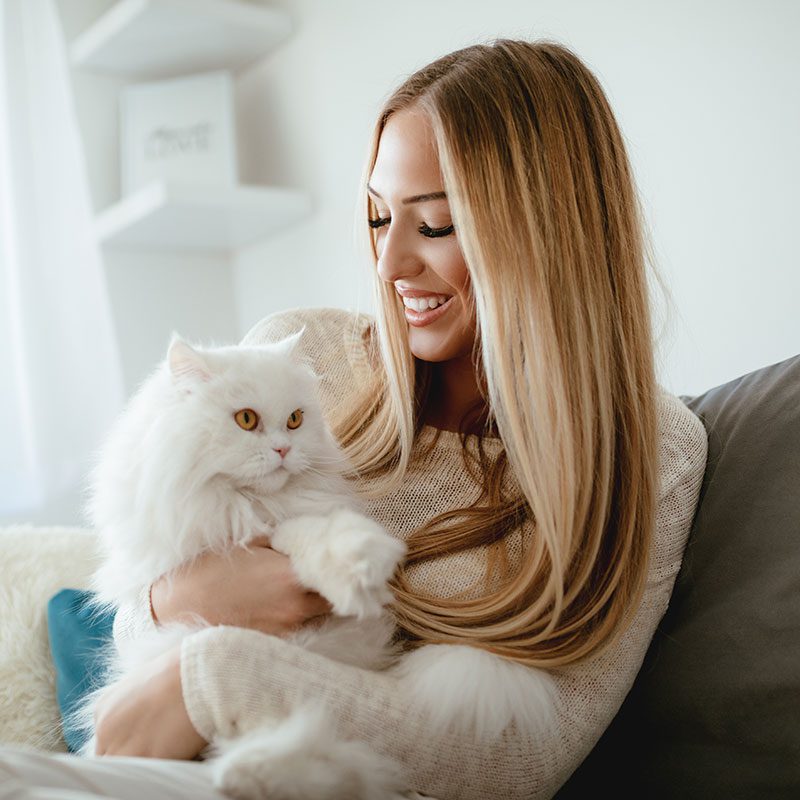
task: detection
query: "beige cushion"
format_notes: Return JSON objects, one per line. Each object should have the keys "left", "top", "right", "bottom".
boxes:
{"left": 0, "top": 525, "right": 97, "bottom": 750}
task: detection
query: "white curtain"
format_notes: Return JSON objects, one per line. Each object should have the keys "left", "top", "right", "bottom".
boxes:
{"left": 0, "top": 0, "right": 124, "bottom": 522}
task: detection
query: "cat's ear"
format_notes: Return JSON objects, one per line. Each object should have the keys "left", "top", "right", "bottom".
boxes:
{"left": 271, "top": 327, "right": 305, "bottom": 360}
{"left": 168, "top": 333, "right": 212, "bottom": 384}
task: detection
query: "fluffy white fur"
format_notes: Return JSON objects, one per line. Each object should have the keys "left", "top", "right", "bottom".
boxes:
{"left": 211, "top": 704, "right": 407, "bottom": 800}
{"left": 390, "top": 643, "right": 559, "bottom": 742}
{"left": 80, "top": 330, "right": 408, "bottom": 798}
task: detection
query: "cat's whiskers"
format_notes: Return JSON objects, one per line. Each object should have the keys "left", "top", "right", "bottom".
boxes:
{"left": 299, "top": 465, "right": 335, "bottom": 476}
{"left": 305, "top": 453, "right": 353, "bottom": 468}
{"left": 241, "top": 451, "right": 289, "bottom": 482}
{"left": 300, "top": 465, "right": 361, "bottom": 483}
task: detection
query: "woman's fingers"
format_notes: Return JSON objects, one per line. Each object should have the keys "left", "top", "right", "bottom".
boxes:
{"left": 303, "top": 590, "right": 334, "bottom": 617}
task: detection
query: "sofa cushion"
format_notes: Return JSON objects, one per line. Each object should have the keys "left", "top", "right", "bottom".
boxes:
{"left": 556, "top": 353, "right": 800, "bottom": 799}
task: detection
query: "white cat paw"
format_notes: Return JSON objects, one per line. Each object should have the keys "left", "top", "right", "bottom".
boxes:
{"left": 214, "top": 756, "right": 267, "bottom": 800}
{"left": 271, "top": 509, "right": 407, "bottom": 620}
{"left": 315, "top": 511, "right": 407, "bottom": 620}
{"left": 212, "top": 708, "right": 407, "bottom": 800}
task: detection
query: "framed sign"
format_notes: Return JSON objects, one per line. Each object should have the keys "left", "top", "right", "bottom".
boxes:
{"left": 120, "top": 70, "right": 237, "bottom": 195}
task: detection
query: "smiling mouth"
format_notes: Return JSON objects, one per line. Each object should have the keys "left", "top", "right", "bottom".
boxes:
{"left": 400, "top": 294, "right": 452, "bottom": 312}
{"left": 403, "top": 295, "right": 455, "bottom": 327}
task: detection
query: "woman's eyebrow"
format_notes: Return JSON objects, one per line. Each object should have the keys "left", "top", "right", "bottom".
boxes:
{"left": 367, "top": 184, "right": 447, "bottom": 205}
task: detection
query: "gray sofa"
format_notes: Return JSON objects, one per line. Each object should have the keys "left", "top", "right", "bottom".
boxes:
{"left": 556, "top": 353, "right": 800, "bottom": 799}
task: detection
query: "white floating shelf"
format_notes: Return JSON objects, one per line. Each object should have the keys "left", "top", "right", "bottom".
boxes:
{"left": 70, "top": 0, "right": 292, "bottom": 79}
{"left": 96, "top": 181, "right": 311, "bottom": 252}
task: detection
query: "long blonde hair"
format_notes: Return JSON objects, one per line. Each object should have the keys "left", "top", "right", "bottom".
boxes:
{"left": 333, "top": 38, "right": 663, "bottom": 668}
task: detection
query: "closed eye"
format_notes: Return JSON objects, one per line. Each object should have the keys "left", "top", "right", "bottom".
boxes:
{"left": 418, "top": 222, "right": 455, "bottom": 238}
{"left": 368, "top": 217, "right": 455, "bottom": 238}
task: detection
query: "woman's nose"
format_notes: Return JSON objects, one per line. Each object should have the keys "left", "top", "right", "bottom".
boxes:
{"left": 376, "top": 228, "right": 424, "bottom": 284}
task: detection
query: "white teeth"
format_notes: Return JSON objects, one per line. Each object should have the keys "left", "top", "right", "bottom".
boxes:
{"left": 402, "top": 295, "right": 451, "bottom": 312}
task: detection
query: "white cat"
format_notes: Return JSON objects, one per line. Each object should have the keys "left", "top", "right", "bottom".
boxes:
{"left": 77, "top": 329, "right": 411, "bottom": 798}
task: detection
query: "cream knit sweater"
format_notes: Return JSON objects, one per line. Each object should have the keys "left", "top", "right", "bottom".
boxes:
{"left": 113, "top": 306, "right": 708, "bottom": 800}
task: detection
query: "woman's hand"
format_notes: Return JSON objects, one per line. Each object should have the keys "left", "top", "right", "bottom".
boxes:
{"left": 150, "top": 537, "right": 333, "bottom": 636}
{"left": 93, "top": 644, "right": 207, "bottom": 759}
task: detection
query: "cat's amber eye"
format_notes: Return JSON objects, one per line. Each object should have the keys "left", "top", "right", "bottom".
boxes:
{"left": 234, "top": 408, "right": 259, "bottom": 431}
{"left": 286, "top": 409, "right": 303, "bottom": 430}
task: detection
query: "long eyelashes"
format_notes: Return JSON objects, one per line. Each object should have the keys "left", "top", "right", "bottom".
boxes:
{"left": 368, "top": 217, "right": 455, "bottom": 238}
{"left": 419, "top": 222, "right": 455, "bottom": 238}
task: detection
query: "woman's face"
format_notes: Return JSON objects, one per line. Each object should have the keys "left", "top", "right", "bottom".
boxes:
{"left": 369, "top": 108, "right": 476, "bottom": 363}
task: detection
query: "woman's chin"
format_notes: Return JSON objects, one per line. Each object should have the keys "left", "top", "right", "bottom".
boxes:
{"left": 408, "top": 329, "right": 473, "bottom": 364}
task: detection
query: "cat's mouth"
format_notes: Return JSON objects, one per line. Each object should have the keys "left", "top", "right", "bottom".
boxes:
{"left": 245, "top": 453, "right": 290, "bottom": 476}
{"left": 242, "top": 459, "right": 292, "bottom": 490}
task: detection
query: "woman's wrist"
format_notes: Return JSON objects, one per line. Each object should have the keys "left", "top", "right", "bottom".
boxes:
{"left": 149, "top": 569, "right": 208, "bottom": 627}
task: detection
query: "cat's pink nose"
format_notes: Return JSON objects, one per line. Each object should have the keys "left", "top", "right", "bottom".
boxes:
{"left": 274, "top": 446, "right": 291, "bottom": 459}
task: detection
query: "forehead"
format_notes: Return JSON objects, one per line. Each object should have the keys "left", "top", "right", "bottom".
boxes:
{"left": 370, "top": 108, "right": 443, "bottom": 197}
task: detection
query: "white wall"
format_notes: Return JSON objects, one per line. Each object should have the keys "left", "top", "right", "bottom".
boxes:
{"left": 50, "top": 0, "right": 798, "bottom": 469}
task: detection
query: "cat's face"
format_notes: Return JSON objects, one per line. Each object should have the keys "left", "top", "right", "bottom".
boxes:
{"left": 166, "top": 331, "right": 333, "bottom": 493}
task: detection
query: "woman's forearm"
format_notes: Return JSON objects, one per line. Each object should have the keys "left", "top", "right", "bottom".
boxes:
{"left": 113, "top": 541, "right": 332, "bottom": 648}
{"left": 179, "top": 626, "right": 567, "bottom": 800}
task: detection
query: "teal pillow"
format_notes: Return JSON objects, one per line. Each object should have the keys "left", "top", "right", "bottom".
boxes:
{"left": 46, "top": 589, "right": 115, "bottom": 752}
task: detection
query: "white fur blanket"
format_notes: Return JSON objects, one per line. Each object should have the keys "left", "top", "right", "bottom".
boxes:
{"left": 0, "top": 524, "right": 98, "bottom": 751}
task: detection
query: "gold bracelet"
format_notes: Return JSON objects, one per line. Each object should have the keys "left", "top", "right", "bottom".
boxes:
{"left": 148, "top": 582, "right": 158, "bottom": 624}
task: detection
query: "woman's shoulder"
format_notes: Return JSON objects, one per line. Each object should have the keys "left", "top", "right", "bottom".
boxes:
{"left": 654, "top": 387, "right": 708, "bottom": 480}
{"left": 239, "top": 306, "right": 376, "bottom": 415}
{"left": 649, "top": 386, "right": 709, "bottom": 585}
{"left": 240, "top": 306, "right": 374, "bottom": 347}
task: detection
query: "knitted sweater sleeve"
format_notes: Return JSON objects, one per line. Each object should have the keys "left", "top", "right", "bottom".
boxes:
{"left": 178, "top": 391, "right": 708, "bottom": 800}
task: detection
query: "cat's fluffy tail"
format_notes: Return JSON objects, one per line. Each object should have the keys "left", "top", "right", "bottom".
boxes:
{"left": 211, "top": 703, "right": 408, "bottom": 800}
{"left": 390, "top": 641, "right": 560, "bottom": 742}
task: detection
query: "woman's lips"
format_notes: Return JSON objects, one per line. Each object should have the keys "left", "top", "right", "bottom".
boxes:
{"left": 403, "top": 296, "right": 455, "bottom": 327}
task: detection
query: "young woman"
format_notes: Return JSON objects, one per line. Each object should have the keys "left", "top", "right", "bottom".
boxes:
{"left": 0, "top": 38, "right": 707, "bottom": 799}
